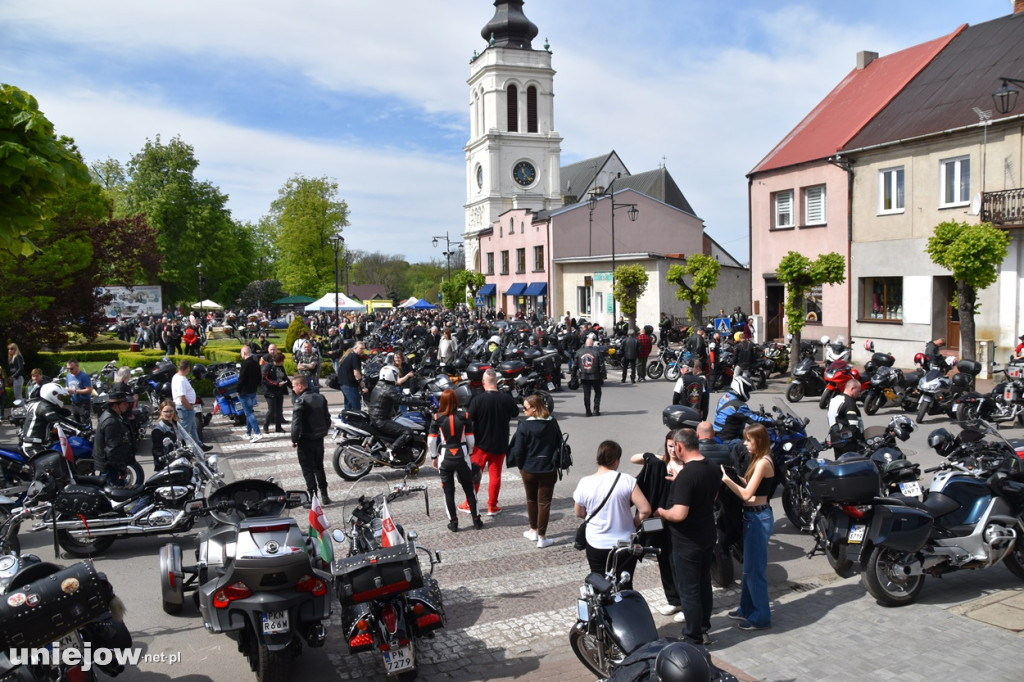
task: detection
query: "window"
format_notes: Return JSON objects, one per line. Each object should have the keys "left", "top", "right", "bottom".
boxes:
{"left": 534, "top": 245, "right": 544, "bottom": 271}
{"left": 526, "top": 86, "right": 538, "bottom": 132}
{"left": 772, "top": 190, "right": 794, "bottom": 229}
{"left": 506, "top": 85, "right": 518, "bottom": 132}
{"left": 577, "top": 286, "right": 592, "bottom": 315}
{"left": 486, "top": 252, "right": 494, "bottom": 275}
{"left": 509, "top": 217, "right": 514, "bottom": 234}
{"left": 939, "top": 156, "right": 970, "bottom": 206}
{"left": 500, "top": 250, "right": 509, "bottom": 275}
{"left": 803, "top": 284, "right": 823, "bottom": 324}
{"left": 515, "top": 248, "right": 526, "bottom": 274}
{"left": 879, "top": 167, "right": 905, "bottom": 214}
{"left": 860, "top": 277, "right": 903, "bottom": 321}
{"left": 803, "top": 185, "right": 826, "bottom": 226}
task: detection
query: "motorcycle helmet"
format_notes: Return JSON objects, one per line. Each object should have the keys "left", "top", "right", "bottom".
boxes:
{"left": 379, "top": 365, "right": 399, "bottom": 385}
{"left": 731, "top": 373, "right": 752, "bottom": 401}
{"left": 864, "top": 339, "right": 874, "bottom": 352}
{"left": 891, "top": 415, "right": 915, "bottom": 441}
{"left": 39, "top": 383, "right": 68, "bottom": 407}
{"left": 488, "top": 335, "right": 501, "bottom": 345}
{"left": 654, "top": 642, "right": 712, "bottom": 682}
{"left": 644, "top": 325, "right": 654, "bottom": 334}
{"left": 914, "top": 352, "right": 926, "bottom": 367}
{"left": 927, "top": 427, "right": 954, "bottom": 453}
{"left": 734, "top": 331, "right": 744, "bottom": 342}
{"left": 820, "top": 335, "right": 831, "bottom": 347}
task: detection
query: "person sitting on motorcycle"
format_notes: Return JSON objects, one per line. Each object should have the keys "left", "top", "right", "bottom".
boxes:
{"left": 712, "top": 374, "right": 772, "bottom": 446}
{"left": 487, "top": 335, "right": 503, "bottom": 366}
{"left": 150, "top": 399, "right": 181, "bottom": 470}
{"left": 94, "top": 389, "right": 134, "bottom": 485}
{"left": 827, "top": 370, "right": 864, "bottom": 455}
{"left": 20, "top": 382, "right": 71, "bottom": 459}
{"left": 1014, "top": 334, "right": 1024, "bottom": 360}
{"left": 366, "top": 365, "right": 420, "bottom": 462}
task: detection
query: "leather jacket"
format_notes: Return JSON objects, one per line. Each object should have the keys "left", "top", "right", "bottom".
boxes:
{"left": 291, "top": 390, "right": 330, "bottom": 442}
{"left": 94, "top": 408, "right": 132, "bottom": 469}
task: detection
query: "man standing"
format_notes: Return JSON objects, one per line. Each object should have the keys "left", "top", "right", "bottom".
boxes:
{"left": 620, "top": 328, "right": 640, "bottom": 384}
{"left": 637, "top": 326, "right": 653, "bottom": 382}
{"left": 924, "top": 337, "right": 946, "bottom": 370}
{"left": 237, "top": 345, "right": 263, "bottom": 443}
{"left": 295, "top": 340, "right": 322, "bottom": 394}
{"left": 459, "top": 369, "right": 519, "bottom": 516}
{"left": 291, "top": 375, "right": 332, "bottom": 504}
{"left": 576, "top": 334, "right": 605, "bottom": 417}
{"left": 94, "top": 390, "right": 133, "bottom": 484}
{"left": 338, "top": 342, "right": 367, "bottom": 411}
{"left": 326, "top": 327, "right": 344, "bottom": 375}
{"left": 686, "top": 327, "right": 709, "bottom": 376}
{"left": 672, "top": 363, "right": 710, "bottom": 421}
{"left": 657, "top": 428, "right": 721, "bottom": 646}
{"left": 64, "top": 358, "right": 93, "bottom": 426}
{"left": 172, "top": 359, "right": 213, "bottom": 452}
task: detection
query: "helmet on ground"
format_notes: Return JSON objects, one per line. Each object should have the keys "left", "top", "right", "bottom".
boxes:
{"left": 731, "top": 373, "right": 752, "bottom": 401}
{"left": 379, "top": 366, "right": 399, "bottom": 385}
{"left": 40, "top": 383, "right": 68, "bottom": 407}
{"left": 654, "top": 642, "right": 712, "bottom": 682}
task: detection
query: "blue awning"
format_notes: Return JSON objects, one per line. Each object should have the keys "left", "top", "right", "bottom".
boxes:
{"left": 523, "top": 282, "right": 548, "bottom": 296}
{"left": 478, "top": 283, "right": 496, "bottom": 296}
{"left": 505, "top": 283, "right": 527, "bottom": 296}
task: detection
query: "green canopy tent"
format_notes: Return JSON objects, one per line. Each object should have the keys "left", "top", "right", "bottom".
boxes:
{"left": 272, "top": 295, "right": 317, "bottom": 305}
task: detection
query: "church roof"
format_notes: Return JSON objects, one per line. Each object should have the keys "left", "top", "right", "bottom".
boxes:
{"left": 480, "top": 1, "right": 539, "bottom": 50}
{"left": 613, "top": 168, "right": 696, "bottom": 216}
{"left": 560, "top": 151, "right": 628, "bottom": 201}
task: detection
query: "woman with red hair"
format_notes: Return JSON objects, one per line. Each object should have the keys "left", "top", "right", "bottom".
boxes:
{"left": 429, "top": 389, "right": 484, "bottom": 532}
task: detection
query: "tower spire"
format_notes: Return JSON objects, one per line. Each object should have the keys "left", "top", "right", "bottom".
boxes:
{"left": 480, "top": 1, "right": 539, "bottom": 49}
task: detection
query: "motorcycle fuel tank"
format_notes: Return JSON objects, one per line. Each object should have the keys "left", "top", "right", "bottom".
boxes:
{"left": 604, "top": 590, "right": 659, "bottom": 655}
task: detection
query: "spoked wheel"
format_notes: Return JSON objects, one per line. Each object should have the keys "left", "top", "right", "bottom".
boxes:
{"left": 332, "top": 438, "right": 374, "bottom": 481}
{"left": 664, "top": 364, "right": 681, "bottom": 382}
{"left": 646, "top": 361, "right": 664, "bottom": 380}
{"left": 786, "top": 382, "right": 805, "bottom": 403}
{"left": 56, "top": 514, "right": 115, "bottom": 557}
{"left": 863, "top": 545, "right": 925, "bottom": 606}
{"left": 955, "top": 401, "right": 982, "bottom": 428}
{"left": 711, "top": 542, "right": 735, "bottom": 588}
{"left": 782, "top": 484, "right": 815, "bottom": 532}
{"left": 568, "top": 624, "right": 621, "bottom": 679}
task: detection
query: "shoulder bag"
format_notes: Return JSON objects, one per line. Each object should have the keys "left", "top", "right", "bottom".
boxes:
{"left": 574, "top": 472, "right": 622, "bottom": 551}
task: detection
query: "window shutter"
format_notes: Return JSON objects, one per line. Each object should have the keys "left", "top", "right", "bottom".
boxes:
{"left": 805, "top": 186, "right": 825, "bottom": 224}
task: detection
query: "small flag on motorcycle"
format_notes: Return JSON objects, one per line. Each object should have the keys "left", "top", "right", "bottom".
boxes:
{"left": 56, "top": 423, "right": 74, "bottom": 462}
{"left": 380, "top": 499, "right": 402, "bottom": 548}
{"left": 308, "top": 494, "right": 333, "bottom": 563}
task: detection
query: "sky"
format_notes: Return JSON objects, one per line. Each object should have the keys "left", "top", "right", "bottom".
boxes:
{"left": 1, "top": 0, "right": 1016, "bottom": 267}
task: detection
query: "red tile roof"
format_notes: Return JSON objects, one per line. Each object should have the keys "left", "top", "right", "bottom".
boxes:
{"left": 748, "top": 28, "right": 964, "bottom": 175}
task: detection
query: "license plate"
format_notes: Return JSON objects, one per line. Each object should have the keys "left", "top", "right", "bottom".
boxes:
{"left": 848, "top": 524, "right": 866, "bottom": 544}
{"left": 547, "top": 382, "right": 555, "bottom": 391}
{"left": 577, "top": 598, "right": 589, "bottom": 622}
{"left": 383, "top": 645, "right": 415, "bottom": 674}
{"left": 261, "top": 610, "right": 289, "bottom": 634}
{"left": 900, "top": 481, "right": 922, "bottom": 497}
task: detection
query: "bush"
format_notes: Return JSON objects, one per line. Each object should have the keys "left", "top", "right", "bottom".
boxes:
{"left": 203, "top": 348, "right": 242, "bottom": 364}
{"left": 37, "top": 350, "right": 121, "bottom": 375}
{"left": 284, "top": 317, "right": 311, "bottom": 354}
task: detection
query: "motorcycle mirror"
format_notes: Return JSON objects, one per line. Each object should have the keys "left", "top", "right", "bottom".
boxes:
{"left": 331, "top": 529, "right": 346, "bottom": 543}
{"left": 184, "top": 499, "right": 206, "bottom": 513}
{"left": 286, "top": 491, "right": 308, "bottom": 506}
{"left": 407, "top": 530, "right": 418, "bottom": 540}
{"left": 640, "top": 517, "right": 664, "bottom": 534}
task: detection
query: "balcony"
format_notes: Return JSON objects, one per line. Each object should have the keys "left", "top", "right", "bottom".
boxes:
{"left": 982, "top": 188, "right": 1024, "bottom": 227}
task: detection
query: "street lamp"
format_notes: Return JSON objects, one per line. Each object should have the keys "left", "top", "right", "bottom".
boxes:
{"left": 329, "top": 232, "right": 344, "bottom": 322}
{"left": 196, "top": 262, "right": 205, "bottom": 322}
{"left": 589, "top": 177, "right": 639, "bottom": 323}
{"left": 993, "top": 77, "right": 1024, "bottom": 115}
{"left": 432, "top": 232, "right": 465, "bottom": 282}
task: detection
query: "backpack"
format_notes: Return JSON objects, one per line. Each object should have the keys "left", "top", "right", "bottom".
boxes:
{"left": 555, "top": 431, "right": 573, "bottom": 479}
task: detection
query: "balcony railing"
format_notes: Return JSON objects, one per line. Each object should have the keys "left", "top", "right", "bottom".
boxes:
{"left": 982, "top": 188, "right": 1024, "bottom": 227}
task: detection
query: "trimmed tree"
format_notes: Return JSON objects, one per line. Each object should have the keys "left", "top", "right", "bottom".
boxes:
{"left": 776, "top": 251, "right": 846, "bottom": 370}
{"left": 666, "top": 254, "right": 721, "bottom": 326}
{"left": 926, "top": 220, "right": 1010, "bottom": 361}
{"left": 613, "top": 264, "right": 649, "bottom": 330}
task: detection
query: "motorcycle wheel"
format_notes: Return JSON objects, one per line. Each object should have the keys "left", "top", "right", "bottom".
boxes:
{"left": 0, "top": 507, "right": 19, "bottom": 556}
{"left": 646, "top": 361, "right": 664, "bottom": 380}
{"left": 818, "top": 388, "right": 833, "bottom": 410}
{"left": 781, "top": 484, "right": 814, "bottom": 532}
{"left": 74, "top": 459, "right": 145, "bottom": 488}
{"left": 755, "top": 368, "right": 769, "bottom": 390}
{"left": 863, "top": 390, "right": 882, "bottom": 416}
{"left": 955, "top": 401, "right": 982, "bottom": 427}
{"left": 649, "top": 333, "right": 658, "bottom": 346}
{"left": 536, "top": 390, "right": 555, "bottom": 415}
{"left": 664, "top": 364, "right": 681, "bottom": 382}
{"left": 916, "top": 399, "right": 930, "bottom": 425}
{"left": 254, "top": 641, "right": 291, "bottom": 682}
{"left": 332, "top": 438, "right": 374, "bottom": 481}
{"left": 56, "top": 514, "right": 116, "bottom": 557}
{"left": 826, "top": 546, "right": 856, "bottom": 579}
{"left": 1003, "top": 538, "right": 1024, "bottom": 580}
{"left": 568, "top": 624, "right": 620, "bottom": 679}
{"left": 862, "top": 545, "right": 925, "bottom": 607}
{"left": 786, "top": 382, "right": 805, "bottom": 403}
{"left": 711, "top": 543, "right": 735, "bottom": 588}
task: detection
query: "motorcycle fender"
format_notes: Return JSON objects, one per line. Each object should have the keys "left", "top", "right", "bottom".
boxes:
{"left": 867, "top": 504, "right": 933, "bottom": 553}
{"left": 338, "top": 424, "right": 373, "bottom": 438}
{"left": 604, "top": 590, "right": 658, "bottom": 655}
{"left": 200, "top": 588, "right": 330, "bottom": 639}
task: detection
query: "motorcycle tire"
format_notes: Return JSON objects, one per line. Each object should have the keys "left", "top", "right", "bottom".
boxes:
{"left": 863, "top": 390, "right": 882, "bottom": 416}
{"left": 818, "top": 388, "right": 833, "bottom": 410}
{"left": 56, "top": 514, "right": 116, "bottom": 557}
{"left": 649, "top": 333, "right": 658, "bottom": 346}
{"left": 711, "top": 543, "right": 735, "bottom": 588}
{"left": 0, "top": 507, "right": 19, "bottom": 556}
{"left": 755, "top": 368, "right": 769, "bottom": 390}
{"left": 568, "top": 624, "right": 620, "bottom": 679}
{"left": 786, "top": 382, "right": 805, "bottom": 403}
{"left": 159, "top": 543, "right": 185, "bottom": 615}
{"left": 955, "top": 401, "right": 981, "bottom": 427}
{"left": 332, "top": 438, "right": 374, "bottom": 481}
{"left": 646, "top": 361, "right": 664, "bottom": 381}
{"left": 664, "top": 364, "right": 681, "bottom": 382}
{"left": 826, "top": 546, "right": 856, "bottom": 579}
{"left": 781, "top": 484, "right": 814, "bottom": 533}
{"left": 254, "top": 640, "right": 292, "bottom": 682}
{"left": 74, "top": 459, "right": 145, "bottom": 488}
{"left": 916, "top": 399, "right": 930, "bottom": 425}
{"left": 862, "top": 545, "right": 925, "bottom": 607}
{"left": 1003, "top": 538, "right": 1024, "bottom": 580}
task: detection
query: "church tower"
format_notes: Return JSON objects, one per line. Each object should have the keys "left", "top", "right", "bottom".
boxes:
{"left": 464, "top": 0, "right": 562, "bottom": 272}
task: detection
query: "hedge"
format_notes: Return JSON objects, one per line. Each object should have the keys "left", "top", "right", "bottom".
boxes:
{"left": 37, "top": 350, "right": 121, "bottom": 375}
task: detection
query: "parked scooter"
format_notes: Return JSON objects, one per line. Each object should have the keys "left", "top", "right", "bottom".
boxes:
{"left": 786, "top": 356, "right": 827, "bottom": 403}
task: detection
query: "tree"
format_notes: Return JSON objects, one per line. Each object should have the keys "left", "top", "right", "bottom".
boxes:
{"left": 350, "top": 251, "right": 408, "bottom": 298}
{"left": 237, "top": 279, "right": 285, "bottom": 310}
{"left": 270, "top": 175, "right": 348, "bottom": 297}
{"left": 776, "top": 251, "right": 846, "bottom": 370}
{"left": 0, "top": 84, "right": 92, "bottom": 255}
{"left": 404, "top": 261, "right": 444, "bottom": 302}
{"left": 612, "top": 264, "right": 649, "bottom": 329}
{"left": 926, "top": 220, "right": 1010, "bottom": 361}
{"left": 438, "top": 270, "right": 486, "bottom": 309}
{"left": 666, "top": 254, "right": 721, "bottom": 325}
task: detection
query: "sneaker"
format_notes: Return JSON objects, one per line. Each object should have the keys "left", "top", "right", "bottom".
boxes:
{"left": 473, "top": 517, "right": 484, "bottom": 530}
{"left": 251, "top": 433, "right": 263, "bottom": 443}
{"left": 673, "top": 612, "right": 686, "bottom": 623}
{"left": 537, "top": 537, "right": 554, "bottom": 549}
{"left": 486, "top": 505, "right": 502, "bottom": 516}
{"left": 523, "top": 529, "right": 538, "bottom": 541}
{"left": 457, "top": 501, "right": 471, "bottom": 514}
{"left": 738, "top": 620, "right": 769, "bottom": 631}
{"left": 657, "top": 604, "right": 682, "bottom": 616}
{"left": 447, "top": 521, "right": 459, "bottom": 533}
{"left": 726, "top": 610, "right": 746, "bottom": 621}
{"left": 703, "top": 633, "right": 715, "bottom": 646}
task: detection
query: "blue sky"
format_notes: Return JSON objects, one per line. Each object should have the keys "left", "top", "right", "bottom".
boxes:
{"left": 1, "top": 0, "right": 1015, "bottom": 266}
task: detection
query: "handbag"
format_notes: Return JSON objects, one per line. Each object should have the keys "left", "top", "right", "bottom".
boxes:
{"left": 573, "top": 472, "right": 621, "bottom": 551}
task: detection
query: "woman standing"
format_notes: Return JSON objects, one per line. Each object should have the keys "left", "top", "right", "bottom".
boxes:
{"left": 437, "top": 328, "right": 458, "bottom": 367}
{"left": 575, "top": 440, "right": 651, "bottom": 589}
{"left": 721, "top": 423, "right": 776, "bottom": 632}
{"left": 7, "top": 343, "right": 25, "bottom": 402}
{"left": 261, "top": 352, "right": 289, "bottom": 433}
{"left": 428, "top": 389, "right": 483, "bottom": 532}
{"left": 508, "top": 394, "right": 563, "bottom": 548}
{"left": 150, "top": 400, "right": 181, "bottom": 470}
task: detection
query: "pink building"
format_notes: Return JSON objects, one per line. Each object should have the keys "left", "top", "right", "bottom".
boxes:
{"left": 477, "top": 208, "right": 550, "bottom": 316}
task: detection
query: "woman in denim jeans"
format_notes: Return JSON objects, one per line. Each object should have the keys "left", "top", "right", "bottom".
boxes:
{"left": 720, "top": 423, "right": 776, "bottom": 631}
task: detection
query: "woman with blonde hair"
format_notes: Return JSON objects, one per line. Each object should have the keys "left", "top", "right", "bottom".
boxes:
{"left": 7, "top": 343, "right": 25, "bottom": 402}
{"left": 509, "top": 394, "right": 563, "bottom": 548}
{"left": 151, "top": 399, "right": 181, "bottom": 469}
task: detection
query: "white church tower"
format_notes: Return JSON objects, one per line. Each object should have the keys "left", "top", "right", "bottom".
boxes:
{"left": 463, "top": 0, "right": 562, "bottom": 272}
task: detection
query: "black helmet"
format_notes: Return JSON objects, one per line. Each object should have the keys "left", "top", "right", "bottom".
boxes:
{"left": 927, "top": 428, "right": 953, "bottom": 453}
{"left": 655, "top": 641, "right": 712, "bottom": 682}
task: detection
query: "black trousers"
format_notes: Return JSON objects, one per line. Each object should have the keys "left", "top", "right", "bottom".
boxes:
{"left": 672, "top": 539, "right": 714, "bottom": 645}
{"left": 585, "top": 543, "right": 638, "bottom": 591}
{"left": 264, "top": 393, "right": 284, "bottom": 430}
{"left": 582, "top": 380, "right": 602, "bottom": 415}
{"left": 621, "top": 358, "right": 637, "bottom": 382}
{"left": 296, "top": 438, "right": 328, "bottom": 494}
{"left": 655, "top": 530, "right": 680, "bottom": 606}
{"left": 638, "top": 356, "right": 649, "bottom": 381}
{"left": 439, "top": 458, "right": 478, "bottom": 522}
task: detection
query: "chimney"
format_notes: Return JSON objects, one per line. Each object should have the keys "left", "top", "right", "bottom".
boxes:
{"left": 857, "top": 51, "right": 878, "bottom": 70}
{"left": 1017, "top": 0, "right": 1024, "bottom": 13}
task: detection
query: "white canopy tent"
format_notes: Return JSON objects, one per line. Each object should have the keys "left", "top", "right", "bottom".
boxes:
{"left": 190, "top": 299, "right": 223, "bottom": 310}
{"left": 398, "top": 297, "right": 419, "bottom": 308}
{"left": 303, "top": 292, "right": 366, "bottom": 312}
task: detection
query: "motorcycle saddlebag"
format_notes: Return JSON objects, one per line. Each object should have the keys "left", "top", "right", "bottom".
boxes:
{"left": 871, "top": 352, "right": 896, "bottom": 368}
{"left": 956, "top": 359, "right": 982, "bottom": 377}
{"left": 867, "top": 504, "right": 933, "bottom": 553}
{"left": 806, "top": 458, "right": 880, "bottom": 504}
{"left": 53, "top": 484, "right": 113, "bottom": 517}
{"left": 662, "top": 405, "right": 700, "bottom": 430}
{"left": 215, "top": 372, "right": 239, "bottom": 391}
{"left": 496, "top": 360, "right": 526, "bottom": 377}
{"left": 0, "top": 560, "right": 111, "bottom": 649}
{"left": 334, "top": 542, "right": 423, "bottom": 605}
{"left": 406, "top": 576, "right": 445, "bottom": 635}
{"left": 465, "top": 362, "right": 490, "bottom": 383}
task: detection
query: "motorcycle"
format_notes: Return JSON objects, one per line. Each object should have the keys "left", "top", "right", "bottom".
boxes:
{"left": 786, "top": 356, "right": 827, "bottom": 403}
{"left": 332, "top": 481, "right": 444, "bottom": 681}
{"left": 569, "top": 518, "right": 663, "bottom": 679}
{"left": 915, "top": 358, "right": 979, "bottom": 424}
{"left": 331, "top": 395, "right": 432, "bottom": 481}
{"left": 862, "top": 363, "right": 925, "bottom": 416}
{"left": 954, "top": 358, "right": 1024, "bottom": 427}
{"left": 159, "top": 479, "right": 329, "bottom": 682}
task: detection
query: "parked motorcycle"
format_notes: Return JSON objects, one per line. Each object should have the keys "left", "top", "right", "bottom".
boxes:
{"left": 331, "top": 397, "right": 432, "bottom": 481}
{"left": 786, "top": 356, "right": 827, "bottom": 403}
{"left": 954, "top": 358, "right": 1024, "bottom": 427}
{"left": 916, "top": 358, "right": 980, "bottom": 424}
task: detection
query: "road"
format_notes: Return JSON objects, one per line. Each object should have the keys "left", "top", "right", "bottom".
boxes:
{"left": 8, "top": 371, "right": 1024, "bottom": 681}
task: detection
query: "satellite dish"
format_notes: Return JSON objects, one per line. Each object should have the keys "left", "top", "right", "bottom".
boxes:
{"left": 971, "top": 192, "right": 982, "bottom": 216}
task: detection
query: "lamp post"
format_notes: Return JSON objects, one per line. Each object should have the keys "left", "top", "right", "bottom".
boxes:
{"left": 993, "top": 77, "right": 1024, "bottom": 115}
{"left": 196, "top": 262, "right": 205, "bottom": 323}
{"left": 329, "top": 232, "right": 344, "bottom": 322}
{"left": 432, "top": 232, "right": 465, "bottom": 282}
{"left": 589, "top": 177, "right": 639, "bottom": 324}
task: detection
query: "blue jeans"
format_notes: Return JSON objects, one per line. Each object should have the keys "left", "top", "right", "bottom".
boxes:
{"left": 239, "top": 393, "right": 260, "bottom": 436}
{"left": 176, "top": 407, "right": 202, "bottom": 447}
{"left": 341, "top": 385, "right": 361, "bottom": 412}
{"left": 739, "top": 506, "right": 773, "bottom": 627}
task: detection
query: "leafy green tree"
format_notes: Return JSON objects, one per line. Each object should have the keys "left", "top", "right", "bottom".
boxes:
{"left": 0, "top": 84, "right": 92, "bottom": 255}
{"left": 351, "top": 251, "right": 408, "bottom": 298}
{"left": 926, "top": 220, "right": 1010, "bottom": 360}
{"left": 238, "top": 279, "right": 285, "bottom": 310}
{"left": 666, "top": 254, "right": 721, "bottom": 325}
{"left": 404, "top": 262, "right": 444, "bottom": 302}
{"left": 776, "top": 251, "right": 846, "bottom": 369}
{"left": 284, "top": 316, "right": 312, "bottom": 353}
{"left": 613, "top": 264, "right": 649, "bottom": 329}
{"left": 270, "top": 175, "right": 348, "bottom": 297}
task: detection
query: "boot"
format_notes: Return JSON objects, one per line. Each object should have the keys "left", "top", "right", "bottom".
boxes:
{"left": 392, "top": 432, "right": 411, "bottom": 451}
{"left": 320, "top": 489, "right": 332, "bottom": 505}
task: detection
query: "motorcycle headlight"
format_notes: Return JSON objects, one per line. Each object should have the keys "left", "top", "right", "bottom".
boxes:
{"left": 920, "top": 378, "right": 941, "bottom": 391}
{"left": 206, "top": 454, "right": 219, "bottom": 472}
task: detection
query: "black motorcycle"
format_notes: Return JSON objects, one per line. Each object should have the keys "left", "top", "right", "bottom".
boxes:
{"left": 785, "top": 356, "right": 826, "bottom": 403}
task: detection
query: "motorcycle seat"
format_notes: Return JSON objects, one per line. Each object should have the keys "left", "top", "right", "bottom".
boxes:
{"left": 75, "top": 474, "right": 107, "bottom": 487}
{"left": 105, "top": 484, "right": 145, "bottom": 501}
{"left": 892, "top": 491, "right": 960, "bottom": 519}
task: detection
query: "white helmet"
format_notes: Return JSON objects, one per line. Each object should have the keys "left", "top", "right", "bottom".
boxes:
{"left": 379, "top": 365, "right": 399, "bottom": 385}
{"left": 820, "top": 335, "right": 830, "bottom": 346}
{"left": 40, "top": 383, "right": 68, "bottom": 406}
{"left": 488, "top": 335, "right": 501, "bottom": 345}
{"left": 730, "top": 374, "right": 752, "bottom": 401}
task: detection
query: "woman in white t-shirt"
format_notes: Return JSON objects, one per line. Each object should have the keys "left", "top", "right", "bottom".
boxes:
{"left": 573, "top": 440, "right": 651, "bottom": 590}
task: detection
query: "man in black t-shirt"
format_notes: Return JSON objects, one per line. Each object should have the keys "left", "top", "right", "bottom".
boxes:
{"left": 338, "top": 342, "right": 366, "bottom": 411}
{"left": 657, "top": 428, "right": 720, "bottom": 646}
{"left": 459, "top": 369, "right": 520, "bottom": 515}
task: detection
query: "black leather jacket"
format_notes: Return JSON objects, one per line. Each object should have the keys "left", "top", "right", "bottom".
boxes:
{"left": 366, "top": 382, "right": 421, "bottom": 422}
{"left": 95, "top": 408, "right": 132, "bottom": 469}
{"left": 21, "top": 400, "right": 69, "bottom": 447}
{"left": 291, "top": 390, "right": 330, "bottom": 442}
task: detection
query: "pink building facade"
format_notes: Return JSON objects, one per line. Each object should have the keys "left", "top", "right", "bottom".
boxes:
{"left": 477, "top": 208, "right": 551, "bottom": 316}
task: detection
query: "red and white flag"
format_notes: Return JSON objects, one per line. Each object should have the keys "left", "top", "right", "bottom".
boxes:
{"left": 56, "top": 423, "right": 74, "bottom": 462}
{"left": 380, "top": 498, "right": 402, "bottom": 548}
{"left": 307, "top": 494, "right": 333, "bottom": 563}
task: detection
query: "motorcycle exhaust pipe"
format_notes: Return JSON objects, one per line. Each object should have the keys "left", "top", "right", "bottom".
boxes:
{"left": 56, "top": 510, "right": 187, "bottom": 536}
